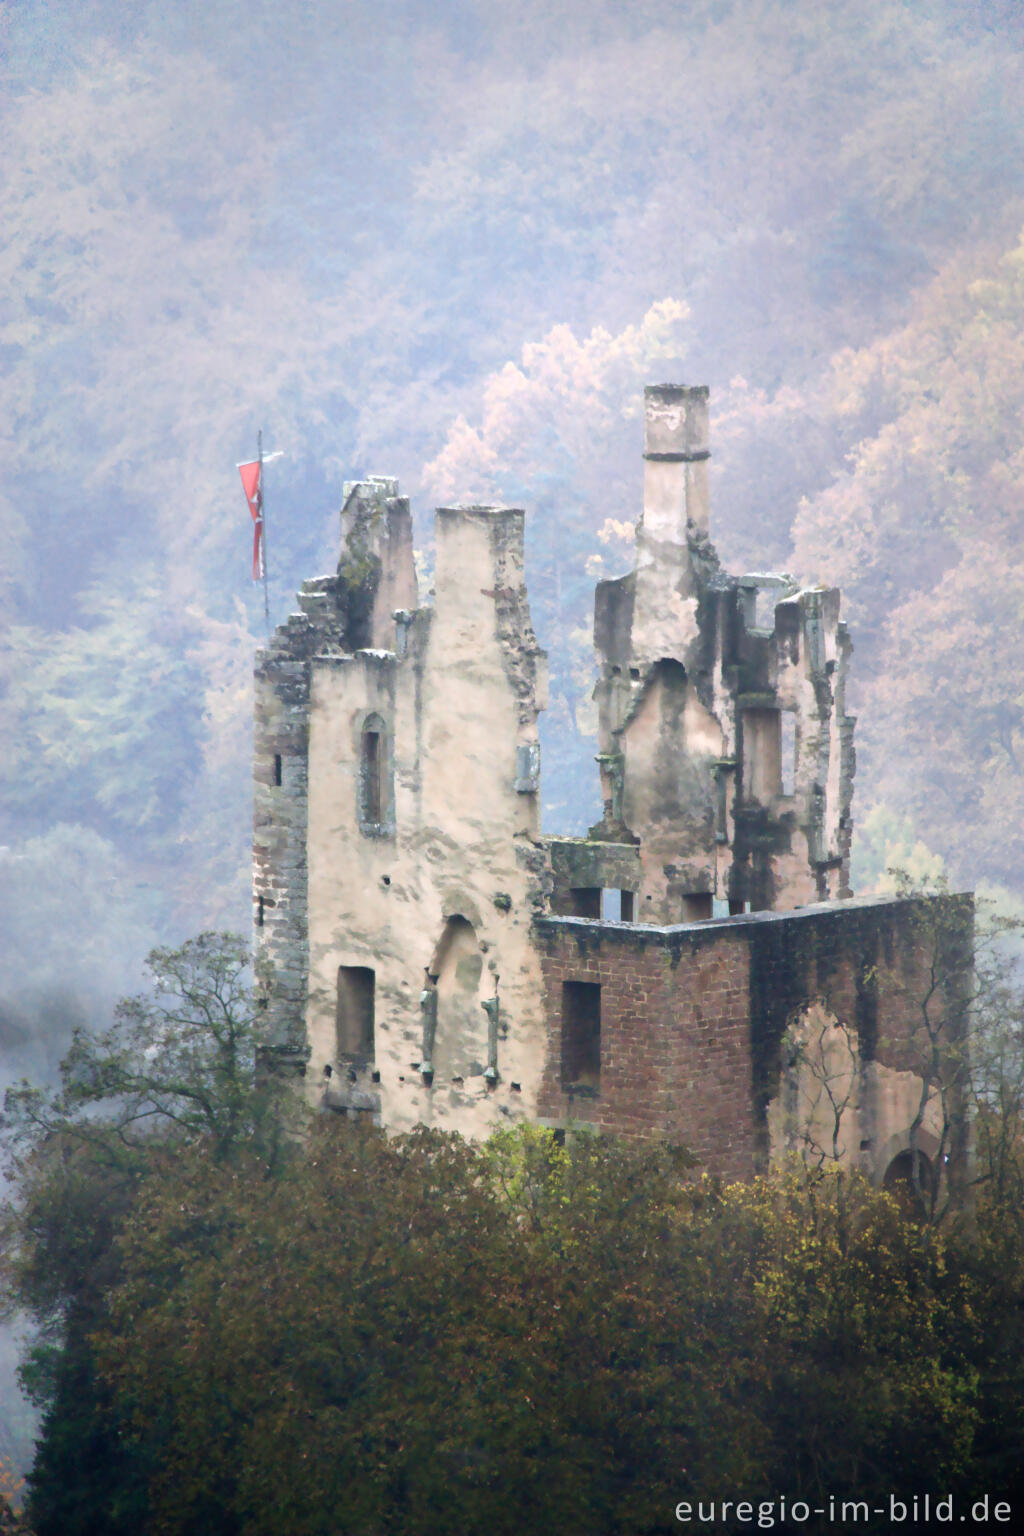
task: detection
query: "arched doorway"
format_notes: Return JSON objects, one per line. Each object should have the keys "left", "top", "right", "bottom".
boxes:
{"left": 882, "top": 1148, "right": 935, "bottom": 1214}
{"left": 430, "top": 916, "right": 487, "bottom": 1082}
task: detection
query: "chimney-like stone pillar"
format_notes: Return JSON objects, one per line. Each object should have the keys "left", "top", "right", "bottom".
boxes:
{"left": 641, "top": 384, "right": 710, "bottom": 539}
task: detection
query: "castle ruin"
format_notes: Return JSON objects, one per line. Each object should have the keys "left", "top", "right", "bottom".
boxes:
{"left": 254, "top": 385, "right": 970, "bottom": 1190}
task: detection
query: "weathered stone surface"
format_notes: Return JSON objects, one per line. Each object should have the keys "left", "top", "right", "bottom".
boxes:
{"left": 253, "top": 384, "right": 968, "bottom": 1192}
{"left": 534, "top": 892, "right": 972, "bottom": 1183}
{"left": 592, "top": 384, "right": 855, "bottom": 920}
{"left": 255, "top": 488, "right": 551, "bottom": 1135}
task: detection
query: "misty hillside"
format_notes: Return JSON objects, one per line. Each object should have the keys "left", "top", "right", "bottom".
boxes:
{"left": 3, "top": 0, "right": 1024, "bottom": 1057}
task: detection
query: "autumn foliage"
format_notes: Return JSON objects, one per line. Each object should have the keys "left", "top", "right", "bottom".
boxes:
{"left": 7, "top": 1123, "right": 1024, "bottom": 1535}
{"left": 0, "top": 931, "right": 1023, "bottom": 1533}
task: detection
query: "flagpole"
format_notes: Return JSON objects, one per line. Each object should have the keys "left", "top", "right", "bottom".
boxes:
{"left": 259, "top": 428, "right": 269, "bottom": 630}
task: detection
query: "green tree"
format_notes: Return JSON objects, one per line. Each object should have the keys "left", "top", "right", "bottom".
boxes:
{"left": 2, "top": 932, "right": 287, "bottom": 1167}
{"left": 80, "top": 1130, "right": 989, "bottom": 1535}
{"left": 0, "top": 932, "right": 293, "bottom": 1536}
{"left": 8, "top": 942, "right": 1024, "bottom": 1533}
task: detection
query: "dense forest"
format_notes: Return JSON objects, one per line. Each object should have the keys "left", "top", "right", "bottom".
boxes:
{"left": 3, "top": 0, "right": 1024, "bottom": 1482}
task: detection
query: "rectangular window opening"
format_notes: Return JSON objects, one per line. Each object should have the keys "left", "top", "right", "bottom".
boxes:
{"left": 743, "top": 708, "right": 782, "bottom": 802}
{"left": 714, "top": 769, "right": 729, "bottom": 843}
{"left": 561, "top": 980, "right": 601, "bottom": 1092}
{"left": 600, "top": 888, "right": 636, "bottom": 922}
{"left": 682, "top": 893, "right": 713, "bottom": 922}
{"left": 337, "top": 966, "right": 375, "bottom": 1064}
{"left": 256, "top": 895, "right": 265, "bottom": 928}
{"left": 570, "top": 887, "right": 601, "bottom": 919}
{"left": 755, "top": 587, "right": 776, "bottom": 629}
{"left": 273, "top": 753, "right": 283, "bottom": 787}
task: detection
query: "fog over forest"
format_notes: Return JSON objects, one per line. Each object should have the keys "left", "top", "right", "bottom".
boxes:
{"left": 2, "top": 0, "right": 1024, "bottom": 1465}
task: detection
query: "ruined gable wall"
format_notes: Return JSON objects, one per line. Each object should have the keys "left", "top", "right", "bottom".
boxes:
{"left": 728, "top": 584, "right": 855, "bottom": 911}
{"left": 615, "top": 661, "right": 725, "bottom": 917}
{"left": 303, "top": 499, "right": 552, "bottom": 1136}
{"left": 592, "top": 385, "right": 855, "bottom": 918}
{"left": 253, "top": 480, "right": 417, "bottom": 1073}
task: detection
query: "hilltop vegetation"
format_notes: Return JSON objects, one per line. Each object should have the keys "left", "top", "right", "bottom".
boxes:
{"left": 9, "top": 1081, "right": 1024, "bottom": 1536}
{"left": 0, "top": 928, "right": 1022, "bottom": 1533}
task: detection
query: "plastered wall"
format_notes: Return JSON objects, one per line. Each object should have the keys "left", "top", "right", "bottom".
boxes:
{"left": 592, "top": 385, "right": 855, "bottom": 919}
{"left": 253, "top": 386, "right": 970, "bottom": 1194}
{"left": 256, "top": 484, "right": 552, "bottom": 1134}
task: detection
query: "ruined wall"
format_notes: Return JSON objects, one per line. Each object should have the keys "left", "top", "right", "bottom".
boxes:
{"left": 534, "top": 894, "right": 972, "bottom": 1185}
{"left": 254, "top": 384, "right": 969, "bottom": 1187}
{"left": 546, "top": 836, "right": 642, "bottom": 918}
{"left": 535, "top": 915, "right": 758, "bottom": 1178}
{"left": 591, "top": 384, "right": 855, "bottom": 920}
{"left": 253, "top": 477, "right": 419, "bottom": 1071}
{"left": 256, "top": 480, "right": 553, "bottom": 1135}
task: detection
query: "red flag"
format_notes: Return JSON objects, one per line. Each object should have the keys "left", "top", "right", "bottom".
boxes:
{"left": 239, "top": 460, "right": 264, "bottom": 580}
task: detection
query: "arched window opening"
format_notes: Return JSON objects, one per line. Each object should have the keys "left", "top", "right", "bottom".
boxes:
{"left": 363, "top": 729, "right": 383, "bottom": 822}
{"left": 358, "top": 713, "right": 392, "bottom": 835}
{"left": 431, "top": 916, "right": 487, "bottom": 1082}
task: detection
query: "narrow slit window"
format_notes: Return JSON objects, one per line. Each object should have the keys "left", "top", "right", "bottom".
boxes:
{"left": 714, "top": 768, "right": 729, "bottom": 842}
{"left": 256, "top": 895, "right": 265, "bottom": 928}
{"left": 273, "top": 753, "right": 283, "bottom": 787}
{"left": 337, "top": 966, "right": 375, "bottom": 1063}
{"left": 363, "top": 731, "right": 382, "bottom": 822}
{"left": 562, "top": 980, "right": 601, "bottom": 1091}
{"left": 781, "top": 712, "right": 797, "bottom": 797}
{"left": 358, "top": 715, "right": 391, "bottom": 833}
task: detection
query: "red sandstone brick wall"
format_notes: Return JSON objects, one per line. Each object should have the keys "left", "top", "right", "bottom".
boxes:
{"left": 537, "top": 929, "right": 759, "bottom": 1182}
{"left": 534, "top": 896, "right": 971, "bottom": 1182}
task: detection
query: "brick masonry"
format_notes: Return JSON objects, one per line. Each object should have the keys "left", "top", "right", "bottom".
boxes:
{"left": 535, "top": 892, "right": 972, "bottom": 1180}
